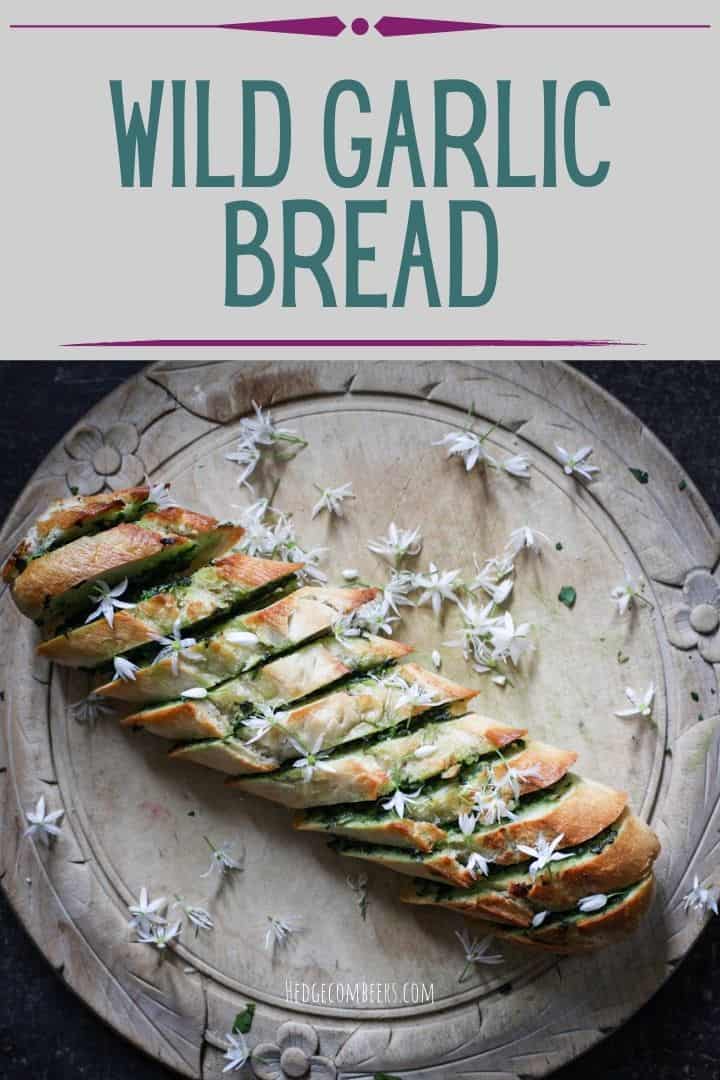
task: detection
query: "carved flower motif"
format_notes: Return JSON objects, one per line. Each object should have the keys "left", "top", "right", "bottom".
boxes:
{"left": 665, "top": 569, "right": 720, "bottom": 664}
{"left": 64, "top": 424, "right": 145, "bottom": 495}
{"left": 251, "top": 1021, "right": 336, "bottom": 1080}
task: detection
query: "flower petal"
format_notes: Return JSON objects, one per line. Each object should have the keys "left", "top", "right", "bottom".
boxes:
{"left": 664, "top": 604, "right": 698, "bottom": 650}
{"left": 65, "top": 461, "right": 104, "bottom": 496}
{"left": 698, "top": 631, "right": 720, "bottom": 664}
{"left": 65, "top": 425, "right": 103, "bottom": 461}
{"left": 277, "top": 1020, "right": 319, "bottom": 1056}
{"left": 683, "top": 569, "right": 720, "bottom": 611}
{"left": 106, "top": 421, "right": 140, "bottom": 455}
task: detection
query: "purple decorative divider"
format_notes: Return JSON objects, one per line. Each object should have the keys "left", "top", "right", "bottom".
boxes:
{"left": 10, "top": 15, "right": 711, "bottom": 34}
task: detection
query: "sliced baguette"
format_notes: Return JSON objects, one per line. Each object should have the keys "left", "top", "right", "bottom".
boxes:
{"left": 399, "top": 809, "right": 660, "bottom": 924}
{"left": 37, "top": 552, "right": 299, "bottom": 668}
{"left": 294, "top": 740, "right": 576, "bottom": 851}
{"left": 227, "top": 713, "right": 525, "bottom": 807}
{"left": 2, "top": 485, "right": 151, "bottom": 585}
{"left": 122, "top": 633, "right": 411, "bottom": 740}
{"left": 489, "top": 874, "right": 656, "bottom": 954}
{"left": 169, "top": 666, "right": 479, "bottom": 771}
{"left": 96, "top": 586, "right": 379, "bottom": 701}
{"left": 13, "top": 508, "right": 243, "bottom": 626}
{"left": 329, "top": 775, "right": 627, "bottom": 885}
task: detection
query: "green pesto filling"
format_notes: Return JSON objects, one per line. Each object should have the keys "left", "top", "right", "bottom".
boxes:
{"left": 507, "top": 880, "right": 640, "bottom": 936}
{"left": 239, "top": 704, "right": 462, "bottom": 785}
{"left": 300, "top": 750, "right": 574, "bottom": 832}
{"left": 40, "top": 543, "right": 198, "bottom": 631}
{"left": 410, "top": 821, "right": 621, "bottom": 902}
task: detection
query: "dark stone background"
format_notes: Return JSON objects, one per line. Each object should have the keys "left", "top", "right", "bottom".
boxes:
{"left": 0, "top": 361, "right": 718, "bottom": 1079}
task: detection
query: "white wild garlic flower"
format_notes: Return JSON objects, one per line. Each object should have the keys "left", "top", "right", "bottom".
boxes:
{"left": 113, "top": 656, "right": 139, "bottom": 682}
{"left": 381, "top": 787, "right": 423, "bottom": 819}
{"left": 367, "top": 523, "right": 423, "bottom": 566}
{"left": 127, "top": 887, "right": 168, "bottom": 935}
{"left": 24, "top": 796, "right": 64, "bottom": 845}
{"left": 682, "top": 875, "right": 719, "bottom": 917}
{"left": 516, "top": 833, "right": 571, "bottom": 880}
{"left": 434, "top": 430, "right": 497, "bottom": 472}
{"left": 614, "top": 684, "right": 655, "bottom": 720}
{"left": 455, "top": 927, "right": 504, "bottom": 981}
{"left": 555, "top": 445, "right": 600, "bottom": 483}
{"left": 311, "top": 482, "right": 356, "bottom": 518}
{"left": 201, "top": 838, "right": 244, "bottom": 878}
{"left": 84, "top": 578, "right": 135, "bottom": 628}
{"left": 265, "top": 915, "right": 303, "bottom": 954}
{"left": 413, "top": 562, "right": 462, "bottom": 618}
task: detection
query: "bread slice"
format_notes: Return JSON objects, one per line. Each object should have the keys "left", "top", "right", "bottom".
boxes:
{"left": 37, "top": 552, "right": 300, "bottom": 668}
{"left": 294, "top": 740, "right": 576, "bottom": 851}
{"left": 168, "top": 666, "right": 479, "bottom": 772}
{"left": 95, "top": 586, "right": 379, "bottom": 701}
{"left": 398, "top": 809, "right": 660, "bottom": 925}
{"left": 489, "top": 874, "right": 656, "bottom": 954}
{"left": 328, "top": 775, "right": 628, "bottom": 885}
{"left": 2, "top": 485, "right": 151, "bottom": 585}
{"left": 121, "top": 633, "right": 412, "bottom": 740}
{"left": 13, "top": 508, "right": 243, "bottom": 626}
{"left": 227, "top": 713, "right": 525, "bottom": 807}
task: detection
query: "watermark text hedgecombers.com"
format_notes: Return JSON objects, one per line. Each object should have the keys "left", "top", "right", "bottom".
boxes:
{"left": 285, "top": 981, "right": 435, "bottom": 1006}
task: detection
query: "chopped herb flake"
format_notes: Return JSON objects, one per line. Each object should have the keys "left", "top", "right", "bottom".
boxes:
{"left": 629, "top": 468, "right": 649, "bottom": 485}
{"left": 558, "top": 586, "right": 577, "bottom": 609}
{"left": 555, "top": 542, "right": 563, "bottom": 551}
{"left": 691, "top": 691, "right": 699, "bottom": 702}
{"left": 679, "top": 479, "right": 687, "bottom": 491}
{"left": 232, "top": 1003, "right": 256, "bottom": 1035}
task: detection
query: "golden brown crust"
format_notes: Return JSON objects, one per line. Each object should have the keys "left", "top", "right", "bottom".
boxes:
{"left": 493, "top": 743, "right": 578, "bottom": 797}
{"left": 523, "top": 809, "right": 660, "bottom": 908}
{"left": 401, "top": 663, "right": 477, "bottom": 707}
{"left": 139, "top": 507, "right": 221, "bottom": 537}
{"left": 242, "top": 586, "right": 378, "bottom": 638}
{"left": 495, "top": 875, "right": 656, "bottom": 954}
{"left": 122, "top": 701, "right": 230, "bottom": 741}
{"left": 37, "top": 553, "right": 298, "bottom": 667}
{"left": 2, "top": 486, "right": 151, "bottom": 585}
{"left": 13, "top": 523, "right": 183, "bottom": 620}
{"left": 299, "top": 814, "right": 447, "bottom": 854}
{"left": 468, "top": 778, "right": 628, "bottom": 865}
{"left": 212, "top": 552, "right": 302, "bottom": 588}
{"left": 399, "top": 809, "right": 660, "bottom": 925}
{"left": 169, "top": 738, "right": 277, "bottom": 775}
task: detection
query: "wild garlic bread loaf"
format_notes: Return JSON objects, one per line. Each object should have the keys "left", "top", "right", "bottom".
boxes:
{"left": 5, "top": 486, "right": 661, "bottom": 956}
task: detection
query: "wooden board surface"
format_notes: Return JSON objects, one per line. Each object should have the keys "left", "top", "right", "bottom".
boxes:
{"left": 1, "top": 358, "right": 719, "bottom": 1079}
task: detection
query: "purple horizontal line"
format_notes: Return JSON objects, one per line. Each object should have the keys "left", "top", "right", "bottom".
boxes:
{"left": 64, "top": 338, "right": 637, "bottom": 349}
{"left": 374, "top": 16, "right": 710, "bottom": 34}
{"left": 499, "top": 24, "right": 709, "bottom": 29}
{"left": 9, "top": 17, "right": 347, "bottom": 35}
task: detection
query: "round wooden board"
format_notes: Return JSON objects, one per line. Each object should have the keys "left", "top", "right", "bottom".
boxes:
{"left": 1, "top": 358, "right": 719, "bottom": 1080}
